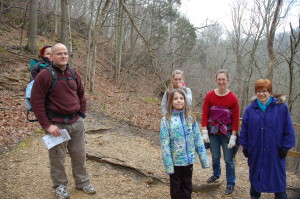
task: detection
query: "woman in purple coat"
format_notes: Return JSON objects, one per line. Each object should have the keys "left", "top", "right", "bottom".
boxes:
{"left": 240, "top": 79, "right": 295, "bottom": 199}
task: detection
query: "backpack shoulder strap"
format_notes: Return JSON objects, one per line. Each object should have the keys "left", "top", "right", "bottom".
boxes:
{"left": 68, "top": 65, "right": 78, "bottom": 80}
{"left": 45, "top": 67, "right": 58, "bottom": 94}
{"left": 67, "top": 65, "right": 78, "bottom": 88}
{"left": 45, "top": 65, "right": 79, "bottom": 94}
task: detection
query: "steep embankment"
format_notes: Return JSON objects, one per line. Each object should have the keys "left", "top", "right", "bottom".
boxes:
{"left": 0, "top": 20, "right": 162, "bottom": 152}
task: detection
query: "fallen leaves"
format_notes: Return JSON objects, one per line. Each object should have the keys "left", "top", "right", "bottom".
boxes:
{"left": 0, "top": 90, "right": 38, "bottom": 153}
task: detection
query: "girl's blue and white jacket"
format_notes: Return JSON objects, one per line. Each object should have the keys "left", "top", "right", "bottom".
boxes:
{"left": 160, "top": 110, "right": 210, "bottom": 174}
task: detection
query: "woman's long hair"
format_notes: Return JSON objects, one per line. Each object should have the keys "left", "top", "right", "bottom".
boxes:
{"left": 165, "top": 89, "right": 194, "bottom": 123}
{"left": 168, "top": 69, "right": 184, "bottom": 90}
{"left": 166, "top": 70, "right": 185, "bottom": 110}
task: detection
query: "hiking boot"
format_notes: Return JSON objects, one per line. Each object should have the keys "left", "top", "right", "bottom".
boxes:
{"left": 55, "top": 184, "right": 70, "bottom": 199}
{"left": 225, "top": 186, "right": 234, "bottom": 195}
{"left": 77, "top": 184, "right": 97, "bottom": 194}
{"left": 207, "top": 176, "right": 219, "bottom": 183}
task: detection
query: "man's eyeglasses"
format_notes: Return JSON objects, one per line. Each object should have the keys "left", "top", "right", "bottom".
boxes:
{"left": 256, "top": 90, "right": 268, "bottom": 94}
{"left": 55, "top": 52, "right": 68, "bottom": 56}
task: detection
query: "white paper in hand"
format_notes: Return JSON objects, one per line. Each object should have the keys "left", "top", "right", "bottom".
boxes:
{"left": 42, "top": 129, "right": 71, "bottom": 150}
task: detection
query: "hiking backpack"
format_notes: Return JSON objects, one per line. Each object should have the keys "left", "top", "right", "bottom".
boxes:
{"left": 26, "top": 65, "right": 78, "bottom": 122}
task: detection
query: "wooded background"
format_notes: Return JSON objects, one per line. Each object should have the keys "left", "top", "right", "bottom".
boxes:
{"left": 1, "top": 0, "right": 299, "bottom": 172}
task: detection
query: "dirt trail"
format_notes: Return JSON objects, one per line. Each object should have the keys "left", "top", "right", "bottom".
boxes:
{"left": 0, "top": 111, "right": 299, "bottom": 199}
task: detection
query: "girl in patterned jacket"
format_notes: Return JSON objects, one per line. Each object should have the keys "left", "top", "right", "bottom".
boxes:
{"left": 160, "top": 88, "right": 210, "bottom": 199}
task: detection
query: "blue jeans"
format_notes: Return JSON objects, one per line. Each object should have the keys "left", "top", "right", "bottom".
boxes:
{"left": 209, "top": 134, "right": 235, "bottom": 187}
{"left": 250, "top": 185, "right": 288, "bottom": 199}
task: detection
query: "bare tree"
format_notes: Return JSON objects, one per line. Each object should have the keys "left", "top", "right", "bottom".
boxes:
{"left": 115, "top": 0, "right": 125, "bottom": 84}
{"left": 120, "top": 0, "right": 164, "bottom": 84}
{"left": 0, "top": 0, "right": 4, "bottom": 22}
{"left": 85, "top": 0, "right": 95, "bottom": 85}
{"left": 43, "top": 0, "right": 51, "bottom": 9}
{"left": 287, "top": 22, "right": 300, "bottom": 112}
{"left": 27, "top": 0, "right": 38, "bottom": 54}
{"left": 86, "top": 0, "right": 111, "bottom": 93}
{"left": 129, "top": 0, "right": 136, "bottom": 51}
{"left": 267, "top": 0, "right": 282, "bottom": 82}
{"left": 227, "top": 0, "right": 251, "bottom": 115}
{"left": 61, "top": 0, "right": 72, "bottom": 53}
{"left": 54, "top": 0, "right": 59, "bottom": 35}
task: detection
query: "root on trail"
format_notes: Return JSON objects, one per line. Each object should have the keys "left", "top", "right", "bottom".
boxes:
{"left": 86, "top": 153, "right": 224, "bottom": 193}
{"left": 86, "top": 153, "right": 168, "bottom": 185}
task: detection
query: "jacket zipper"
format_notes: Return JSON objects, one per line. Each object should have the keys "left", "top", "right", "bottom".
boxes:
{"left": 180, "top": 112, "right": 191, "bottom": 164}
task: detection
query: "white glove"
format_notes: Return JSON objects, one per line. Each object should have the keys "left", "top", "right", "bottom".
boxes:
{"left": 202, "top": 130, "right": 210, "bottom": 143}
{"left": 228, "top": 135, "right": 237, "bottom": 149}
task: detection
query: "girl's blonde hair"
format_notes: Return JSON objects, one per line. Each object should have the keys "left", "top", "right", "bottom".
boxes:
{"left": 168, "top": 69, "right": 184, "bottom": 90}
{"left": 165, "top": 88, "right": 194, "bottom": 123}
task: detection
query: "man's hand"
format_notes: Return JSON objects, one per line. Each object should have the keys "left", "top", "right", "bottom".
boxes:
{"left": 202, "top": 130, "right": 210, "bottom": 143}
{"left": 46, "top": 124, "right": 61, "bottom": 136}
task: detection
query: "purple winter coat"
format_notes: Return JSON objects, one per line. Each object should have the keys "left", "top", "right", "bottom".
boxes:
{"left": 240, "top": 97, "right": 295, "bottom": 193}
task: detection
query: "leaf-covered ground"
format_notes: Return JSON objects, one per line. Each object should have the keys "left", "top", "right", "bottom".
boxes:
{"left": 1, "top": 110, "right": 300, "bottom": 199}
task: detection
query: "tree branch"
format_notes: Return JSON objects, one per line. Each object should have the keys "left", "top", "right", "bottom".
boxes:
{"left": 119, "top": 0, "right": 165, "bottom": 86}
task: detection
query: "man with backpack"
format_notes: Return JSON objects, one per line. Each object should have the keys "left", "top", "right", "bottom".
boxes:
{"left": 31, "top": 43, "right": 96, "bottom": 199}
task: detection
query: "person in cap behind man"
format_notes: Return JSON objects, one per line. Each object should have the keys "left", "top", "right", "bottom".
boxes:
{"left": 30, "top": 45, "right": 52, "bottom": 79}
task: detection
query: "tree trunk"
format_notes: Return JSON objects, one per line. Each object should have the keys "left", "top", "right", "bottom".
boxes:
{"left": 287, "top": 23, "right": 300, "bottom": 113}
{"left": 67, "top": 3, "right": 72, "bottom": 54}
{"left": 267, "top": 0, "right": 282, "bottom": 82}
{"left": 44, "top": 0, "right": 50, "bottom": 9}
{"left": 85, "top": 0, "right": 95, "bottom": 86}
{"left": 89, "top": 43, "right": 97, "bottom": 93}
{"left": 82, "top": 0, "right": 88, "bottom": 21}
{"left": 0, "top": 0, "right": 4, "bottom": 22}
{"left": 168, "top": 1, "right": 174, "bottom": 70}
{"left": 87, "top": 0, "right": 111, "bottom": 93}
{"left": 129, "top": 0, "right": 136, "bottom": 51}
{"left": 27, "top": 0, "right": 38, "bottom": 55}
{"left": 54, "top": 0, "right": 58, "bottom": 35}
{"left": 120, "top": 0, "right": 164, "bottom": 84}
{"left": 115, "top": 0, "right": 125, "bottom": 84}
{"left": 61, "top": 0, "right": 69, "bottom": 47}
{"left": 229, "top": 0, "right": 246, "bottom": 115}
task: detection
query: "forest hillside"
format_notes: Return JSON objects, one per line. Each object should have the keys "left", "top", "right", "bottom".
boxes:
{"left": 0, "top": 4, "right": 164, "bottom": 153}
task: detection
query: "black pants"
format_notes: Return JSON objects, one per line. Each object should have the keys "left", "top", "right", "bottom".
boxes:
{"left": 170, "top": 165, "right": 193, "bottom": 199}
